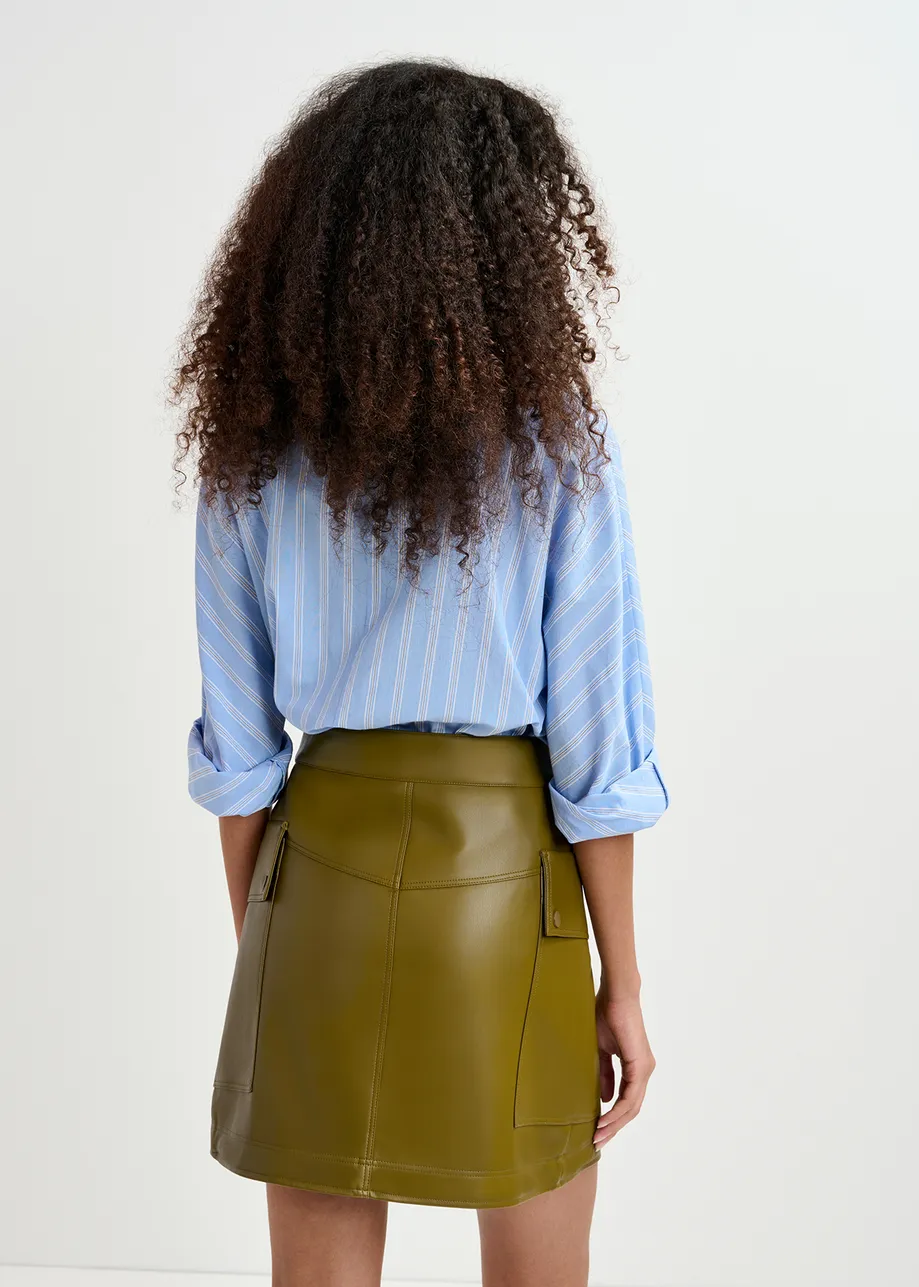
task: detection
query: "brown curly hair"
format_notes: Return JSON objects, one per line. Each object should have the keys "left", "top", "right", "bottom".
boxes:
{"left": 173, "top": 58, "right": 617, "bottom": 576}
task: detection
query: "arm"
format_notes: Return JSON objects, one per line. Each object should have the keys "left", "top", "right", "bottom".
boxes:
{"left": 542, "top": 421, "right": 667, "bottom": 1145}
{"left": 220, "top": 810, "right": 271, "bottom": 942}
{"left": 574, "top": 834, "right": 655, "bottom": 1146}
{"left": 188, "top": 488, "right": 292, "bottom": 818}
{"left": 188, "top": 489, "right": 293, "bottom": 937}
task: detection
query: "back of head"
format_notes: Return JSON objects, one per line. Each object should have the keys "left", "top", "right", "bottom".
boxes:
{"left": 174, "top": 58, "right": 616, "bottom": 575}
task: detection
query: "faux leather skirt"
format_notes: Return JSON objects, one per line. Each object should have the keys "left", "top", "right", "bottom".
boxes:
{"left": 210, "top": 727, "right": 601, "bottom": 1208}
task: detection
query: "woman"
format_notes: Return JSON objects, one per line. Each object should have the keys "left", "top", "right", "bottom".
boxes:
{"left": 175, "top": 58, "right": 668, "bottom": 1287}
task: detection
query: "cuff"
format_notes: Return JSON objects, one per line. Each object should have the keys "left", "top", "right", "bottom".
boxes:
{"left": 187, "top": 719, "right": 294, "bottom": 817}
{"left": 548, "top": 753, "right": 670, "bottom": 843}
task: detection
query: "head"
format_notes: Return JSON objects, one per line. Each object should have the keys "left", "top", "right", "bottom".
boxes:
{"left": 173, "top": 58, "right": 617, "bottom": 575}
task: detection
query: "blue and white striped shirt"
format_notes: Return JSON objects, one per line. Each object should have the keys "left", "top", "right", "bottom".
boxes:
{"left": 188, "top": 417, "right": 668, "bottom": 842}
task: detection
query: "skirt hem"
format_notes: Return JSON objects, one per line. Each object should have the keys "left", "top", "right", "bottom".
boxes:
{"left": 211, "top": 1126, "right": 601, "bottom": 1209}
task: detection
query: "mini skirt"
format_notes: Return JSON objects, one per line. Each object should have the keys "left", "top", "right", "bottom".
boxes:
{"left": 210, "top": 727, "right": 601, "bottom": 1208}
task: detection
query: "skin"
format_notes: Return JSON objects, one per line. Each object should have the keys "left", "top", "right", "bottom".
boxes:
{"left": 218, "top": 817, "right": 654, "bottom": 1287}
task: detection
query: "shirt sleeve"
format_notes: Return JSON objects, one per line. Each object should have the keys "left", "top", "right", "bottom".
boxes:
{"left": 542, "top": 427, "right": 669, "bottom": 842}
{"left": 187, "top": 490, "right": 293, "bottom": 817}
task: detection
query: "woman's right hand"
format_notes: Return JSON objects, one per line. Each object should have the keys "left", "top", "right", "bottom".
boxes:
{"left": 592, "top": 982, "right": 656, "bottom": 1148}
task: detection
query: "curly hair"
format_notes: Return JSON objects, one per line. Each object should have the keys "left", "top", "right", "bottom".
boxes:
{"left": 173, "top": 58, "right": 618, "bottom": 577}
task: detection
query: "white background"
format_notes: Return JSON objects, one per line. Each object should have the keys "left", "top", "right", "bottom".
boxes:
{"left": 2, "top": 1, "right": 917, "bottom": 1284}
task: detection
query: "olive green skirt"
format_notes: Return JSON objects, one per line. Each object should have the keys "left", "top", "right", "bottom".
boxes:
{"left": 211, "top": 727, "right": 601, "bottom": 1207}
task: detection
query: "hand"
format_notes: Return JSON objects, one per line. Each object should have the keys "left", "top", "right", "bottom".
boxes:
{"left": 593, "top": 981, "right": 656, "bottom": 1148}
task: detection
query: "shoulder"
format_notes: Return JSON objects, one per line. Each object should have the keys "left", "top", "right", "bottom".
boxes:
{"left": 545, "top": 407, "right": 624, "bottom": 511}
{"left": 196, "top": 482, "right": 274, "bottom": 565}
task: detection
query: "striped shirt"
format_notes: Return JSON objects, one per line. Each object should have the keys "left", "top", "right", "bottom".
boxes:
{"left": 187, "top": 416, "right": 668, "bottom": 842}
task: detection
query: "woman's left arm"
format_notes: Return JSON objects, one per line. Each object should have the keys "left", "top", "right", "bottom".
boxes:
{"left": 188, "top": 489, "right": 292, "bottom": 937}
{"left": 188, "top": 488, "right": 292, "bottom": 817}
{"left": 219, "top": 811, "right": 271, "bottom": 941}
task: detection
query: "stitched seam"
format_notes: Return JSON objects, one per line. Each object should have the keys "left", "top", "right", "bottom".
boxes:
{"left": 215, "top": 906, "right": 274, "bottom": 1093}
{"left": 248, "top": 822, "right": 288, "bottom": 902}
{"left": 284, "top": 839, "right": 393, "bottom": 887}
{"left": 516, "top": 1112, "right": 600, "bottom": 1126}
{"left": 513, "top": 862, "right": 597, "bottom": 1126}
{"left": 544, "top": 851, "right": 553, "bottom": 935}
{"left": 214, "top": 841, "right": 286, "bottom": 1093}
{"left": 541, "top": 849, "right": 589, "bottom": 938}
{"left": 212, "top": 1124, "right": 597, "bottom": 1178}
{"left": 360, "top": 780, "right": 413, "bottom": 1188}
{"left": 296, "top": 763, "right": 546, "bottom": 788}
{"left": 558, "top": 1126, "right": 574, "bottom": 1187}
{"left": 247, "top": 885, "right": 281, "bottom": 1092}
{"left": 212, "top": 1125, "right": 529, "bottom": 1175}
{"left": 513, "top": 867, "right": 544, "bottom": 1127}
{"left": 211, "top": 1137, "right": 599, "bottom": 1206}
{"left": 285, "top": 838, "right": 538, "bottom": 891}
{"left": 401, "top": 867, "right": 537, "bottom": 890}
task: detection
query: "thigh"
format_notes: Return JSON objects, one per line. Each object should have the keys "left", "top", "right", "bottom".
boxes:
{"left": 477, "top": 1161, "right": 599, "bottom": 1287}
{"left": 266, "top": 1183, "right": 388, "bottom": 1287}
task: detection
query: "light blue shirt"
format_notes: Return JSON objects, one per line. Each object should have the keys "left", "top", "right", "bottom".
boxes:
{"left": 188, "top": 417, "right": 668, "bottom": 842}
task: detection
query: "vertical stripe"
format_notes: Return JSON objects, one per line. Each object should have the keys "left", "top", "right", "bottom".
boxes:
{"left": 363, "top": 506, "right": 409, "bottom": 725}
{"left": 416, "top": 521, "right": 452, "bottom": 719}
{"left": 288, "top": 449, "right": 310, "bottom": 721}
{"left": 316, "top": 494, "right": 356, "bottom": 727}
{"left": 300, "top": 477, "right": 330, "bottom": 728}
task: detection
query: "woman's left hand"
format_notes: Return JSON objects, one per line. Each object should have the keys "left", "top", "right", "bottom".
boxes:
{"left": 592, "top": 986, "right": 656, "bottom": 1147}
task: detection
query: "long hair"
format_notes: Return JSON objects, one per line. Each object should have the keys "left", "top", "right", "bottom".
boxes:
{"left": 173, "top": 58, "right": 617, "bottom": 576}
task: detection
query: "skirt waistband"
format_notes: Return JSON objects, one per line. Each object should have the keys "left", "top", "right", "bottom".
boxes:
{"left": 294, "top": 727, "right": 551, "bottom": 787}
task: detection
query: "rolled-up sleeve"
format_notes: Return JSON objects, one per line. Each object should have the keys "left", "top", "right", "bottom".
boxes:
{"left": 543, "top": 428, "right": 669, "bottom": 842}
{"left": 188, "top": 490, "right": 292, "bottom": 817}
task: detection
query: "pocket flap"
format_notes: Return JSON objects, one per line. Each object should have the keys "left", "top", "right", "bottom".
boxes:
{"left": 247, "top": 819, "right": 289, "bottom": 903}
{"left": 539, "top": 849, "right": 589, "bottom": 939}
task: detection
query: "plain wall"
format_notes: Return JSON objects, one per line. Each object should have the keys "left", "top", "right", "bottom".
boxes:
{"left": 2, "top": 1, "right": 917, "bottom": 1284}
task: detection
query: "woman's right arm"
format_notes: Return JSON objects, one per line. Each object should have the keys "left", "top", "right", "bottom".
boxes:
{"left": 541, "top": 418, "right": 668, "bottom": 1146}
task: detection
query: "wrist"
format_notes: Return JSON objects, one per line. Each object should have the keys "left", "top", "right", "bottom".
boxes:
{"left": 599, "top": 970, "right": 642, "bottom": 1003}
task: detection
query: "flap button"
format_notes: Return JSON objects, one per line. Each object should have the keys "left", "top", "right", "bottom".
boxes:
{"left": 553, "top": 909, "right": 562, "bottom": 928}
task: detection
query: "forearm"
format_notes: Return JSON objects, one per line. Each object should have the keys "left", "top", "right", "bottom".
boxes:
{"left": 572, "top": 833, "right": 641, "bottom": 999}
{"left": 219, "top": 809, "right": 271, "bottom": 941}
{"left": 574, "top": 832, "right": 654, "bottom": 1144}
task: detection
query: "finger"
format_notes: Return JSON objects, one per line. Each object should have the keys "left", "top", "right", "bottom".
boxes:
{"left": 592, "top": 1082, "right": 647, "bottom": 1142}
{"left": 596, "top": 1076, "right": 648, "bottom": 1128}
{"left": 594, "top": 1088, "right": 646, "bottom": 1140}
{"left": 594, "top": 1105, "right": 640, "bottom": 1147}
{"left": 598, "top": 1051, "right": 616, "bottom": 1103}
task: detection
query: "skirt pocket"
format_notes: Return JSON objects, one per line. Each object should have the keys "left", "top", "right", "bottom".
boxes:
{"left": 514, "top": 848, "right": 600, "bottom": 1127}
{"left": 213, "top": 817, "right": 288, "bottom": 1093}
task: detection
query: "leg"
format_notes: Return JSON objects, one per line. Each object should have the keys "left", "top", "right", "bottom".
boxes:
{"left": 477, "top": 1161, "right": 598, "bottom": 1287}
{"left": 266, "top": 1182, "right": 388, "bottom": 1287}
